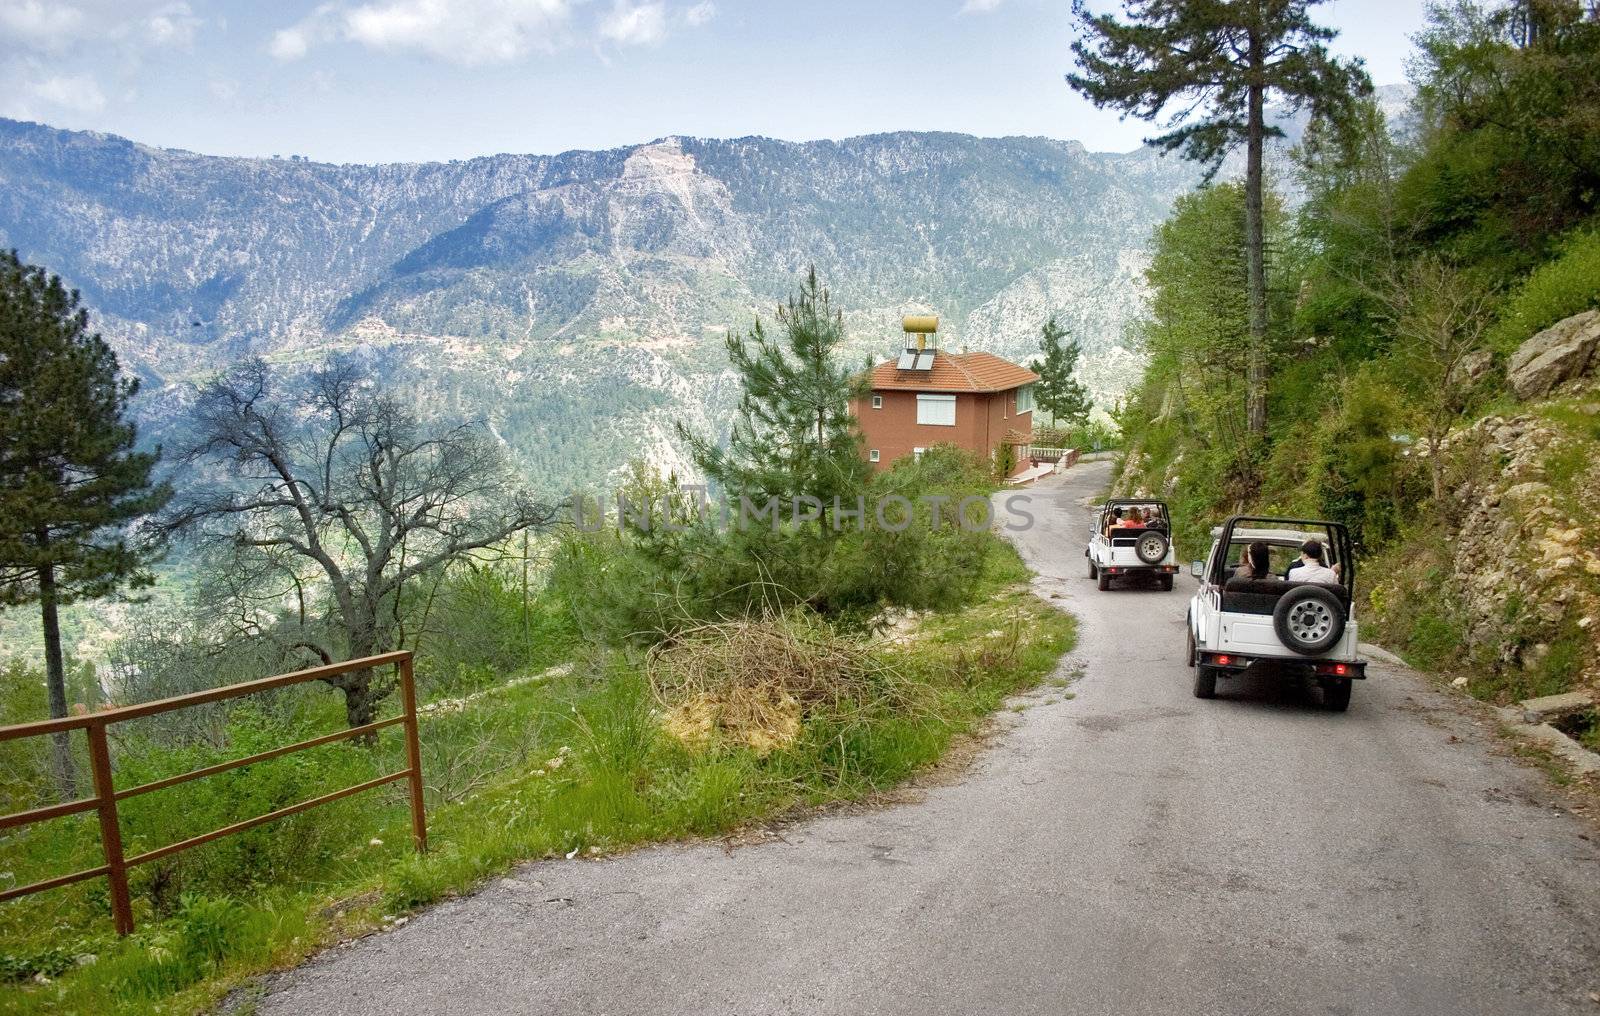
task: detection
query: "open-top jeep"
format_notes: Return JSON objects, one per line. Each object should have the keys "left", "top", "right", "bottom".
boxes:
{"left": 1186, "top": 515, "right": 1367, "bottom": 711}
{"left": 1085, "top": 498, "right": 1180, "bottom": 591}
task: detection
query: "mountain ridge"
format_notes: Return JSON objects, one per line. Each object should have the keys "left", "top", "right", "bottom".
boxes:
{"left": 0, "top": 116, "right": 1210, "bottom": 486}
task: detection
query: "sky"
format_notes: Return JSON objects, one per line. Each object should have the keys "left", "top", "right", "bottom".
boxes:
{"left": 0, "top": 0, "right": 1432, "bottom": 165}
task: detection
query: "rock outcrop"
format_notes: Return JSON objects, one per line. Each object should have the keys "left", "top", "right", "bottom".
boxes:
{"left": 1507, "top": 309, "right": 1600, "bottom": 400}
{"left": 1404, "top": 401, "right": 1600, "bottom": 691}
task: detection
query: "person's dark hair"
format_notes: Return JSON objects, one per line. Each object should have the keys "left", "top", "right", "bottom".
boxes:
{"left": 1301, "top": 540, "right": 1325, "bottom": 563}
{"left": 1248, "top": 542, "right": 1271, "bottom": 578}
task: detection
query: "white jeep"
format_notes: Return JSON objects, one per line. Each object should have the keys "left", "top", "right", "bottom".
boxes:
{"left": 1085, "top": 499, "right": 1180, "bottom": 591}
{"left": 1185, "top": 516, "right": 1367, "bottom": 711}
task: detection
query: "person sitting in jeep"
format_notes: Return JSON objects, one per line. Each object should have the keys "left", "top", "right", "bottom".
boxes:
{"left": 1231, "top": 541, "right": 1278, "bottom": 584}
{"left": 1120, "top": 507, "right": 1146, "bottom": 528}
{"left": 1104, "top": 508, "right": 1124, "bottom": 536}
{"left": 1286, "top": 540, "right": 1339, "bottom": 584}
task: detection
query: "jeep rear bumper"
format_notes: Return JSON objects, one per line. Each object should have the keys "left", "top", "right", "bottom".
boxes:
{"left": 1196, "top": 650, "right": 1366, "bottom": 679}
{"left": 1099, "top": 564, "right": 1180, "bottom": 575}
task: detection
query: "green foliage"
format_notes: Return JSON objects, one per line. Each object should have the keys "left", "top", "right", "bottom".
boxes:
{"left": 1487, "top": 227, "right": 1600, "bottom": 352}
{"left": 1405, "top": 1, "right": 1600, "bottom": 272}
{"left": 553, "top": 449, "right": 1002, "bottom": 643}
{"left": 0, "top": 249, "right": 173, "bottom": 797}
{"left": 678, "top": 267, "right": 868, "bottom": 504}
{"left": 414, "top": 558, "right": 578, "bottom": 698}
{"left": 0, "top": 250, "right": 173, "bottom": 611}
{"left": 994, "top": 440, "right": 1016, "bottom": 480}
{"left": 1033, "top": 315, "right": 1092, "bottom": 425}
{"left": 1067, "top": 0, "right": 1369, "bottom": 175}
{"left": 0, "top": 547, "right": 1077, "bottom": 1015}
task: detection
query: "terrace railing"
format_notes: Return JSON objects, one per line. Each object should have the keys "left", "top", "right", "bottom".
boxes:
{"left": 0, "top": 651, "right": 426, "bottom": 935}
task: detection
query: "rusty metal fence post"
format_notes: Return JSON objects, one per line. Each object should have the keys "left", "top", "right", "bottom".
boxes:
{"left": 0, "top": 650, "right": 425, "bottom": 936}
{"left": 86, "top": 721, "right": 133, "bottom": 936}
{"left": 399, "top": 656, "right": 428, "bottom": 853}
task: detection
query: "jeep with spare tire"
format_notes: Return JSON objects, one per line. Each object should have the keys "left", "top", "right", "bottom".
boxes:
{"left": 1085, "top": 499, "right": 1181, "bottom": 591}
{"left": 1185, "top": 515, "right": 1367, "bottom": 711}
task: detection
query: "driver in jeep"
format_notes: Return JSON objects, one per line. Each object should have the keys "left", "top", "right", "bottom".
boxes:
{"left": 1287, "top": 540, "right": 1339, "bottom": 584}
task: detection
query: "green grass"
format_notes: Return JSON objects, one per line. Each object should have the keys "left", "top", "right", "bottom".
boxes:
{"left": 0, "top": 544, "right": 1075, "bottom": 1016}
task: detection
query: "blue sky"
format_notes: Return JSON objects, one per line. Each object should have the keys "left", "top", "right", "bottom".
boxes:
{"left": 0, "top": 0, "right": 1430, "bottom": 164}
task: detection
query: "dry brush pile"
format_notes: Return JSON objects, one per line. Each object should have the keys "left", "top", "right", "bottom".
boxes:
{"left": 646, "top": 612, "right": 912, "bottom": 754}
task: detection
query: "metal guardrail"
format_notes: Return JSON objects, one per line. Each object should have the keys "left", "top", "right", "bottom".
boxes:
{"left": 0, "top": 651, "right": 426, "bottom": 935}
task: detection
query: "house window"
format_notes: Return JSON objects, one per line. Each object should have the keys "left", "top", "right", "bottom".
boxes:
{"left": 915, "top": 393, "right": 956, "bottom": 426}
{"left": 871, "top": 394, "right": 883, "bottom": 410}
{"left": 1015, "top": 384, "right": 1035, "bottom": 414}
{"left": 869, "top": 449, "right": 880, "bottom": 462}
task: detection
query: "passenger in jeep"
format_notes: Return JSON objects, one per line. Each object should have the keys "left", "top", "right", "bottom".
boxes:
{"left": 1120, "top": 507, "right": 1145, "bottom": 528}
{"left": 1104, "top": 508, "right": 1124, "bottom": 536}
{"left": 1287, "top": 540, "right": 1339, "bottom": 584}
{"left": 1233, "top": 541, "right": 1277, "bottom": 583}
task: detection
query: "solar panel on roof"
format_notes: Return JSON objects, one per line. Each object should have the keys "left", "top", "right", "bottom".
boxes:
{"left": 914, "top": 351, "right": 936, "bottom": 370}
{"left": 896, "top": 351, "right": 918, "bottom": 370}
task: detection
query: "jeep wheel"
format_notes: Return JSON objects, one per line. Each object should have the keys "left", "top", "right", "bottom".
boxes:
{"left": 1272, "top": 585, "right": 1346, "bottom": 656}
{"left": 1193, "top": 665, "right": 1217, "bottom": 699}
{"left": 1087, "top": 556, "right": 1097, "bottom": 580}
{"left": 1135, "top": 531, "right": 1169, "bottom": 565}
{"left": 1322, "top": 679, "right": 1352, "bottom": 712}
{"left": 1185, "top": 624, "right": 1195, "bottom": 668}
{"left": 1097, "top": 571, "right": 1111, "bottom": 591}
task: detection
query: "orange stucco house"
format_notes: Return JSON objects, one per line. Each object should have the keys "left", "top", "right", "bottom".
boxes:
{"left": 851, "top": 317, "right": 1039, "bottom": 476}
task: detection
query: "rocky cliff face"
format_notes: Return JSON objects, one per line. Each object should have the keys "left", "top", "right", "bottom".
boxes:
{"left": 1368, "top": 315, "right": 1600, "bottom": 701}
{"left": 0, "top": 119, "right": 1206, "bottom": 488}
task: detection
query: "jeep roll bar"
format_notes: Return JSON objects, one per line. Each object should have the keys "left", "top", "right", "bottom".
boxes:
{"left": 1203, "top": 515, "right": 1356, "bottom": 592}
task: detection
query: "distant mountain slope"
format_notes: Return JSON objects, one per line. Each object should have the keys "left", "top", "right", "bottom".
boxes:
{"left": 0, "top": 118, "right": 1205, "bottom": 488}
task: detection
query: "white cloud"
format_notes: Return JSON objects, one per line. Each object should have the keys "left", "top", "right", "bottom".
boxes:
{"left": 1, "top": 2, "right": 203, "bottom": 50}
{"left": 209, "top": 78, "right": 239, "bottom": 103}
{"left": 269, "top": 0, "right": 709, "bottom": 65}
{"left": 271, "top": 0, "right": 577, "bottom": 65}
{"left": 0, "top": 2, "right": 87, "bottom": 49}
{"left": 30, "top": 73, "right": 107, "bottom": 113}
{"left": 599, "top": 2, "right": 666, "bottom": 47}
{"left": 960, "top": 0, "right": 1004, "bottom": 12}
{"left": 269, "top": 3, "right": 340, "bottom": 61}
{"left": 347, "top": 0, "right": 575, "bottom": 64}
{"left": 145, "top": 3, "right": 201, "bottom": 49}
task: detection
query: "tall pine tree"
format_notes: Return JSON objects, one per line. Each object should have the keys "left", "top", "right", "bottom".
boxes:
{"left": 1034, "top": 315, "right": 1093, "bottom": 427}
{"left": 0, "top": 251, "right": 172, "bottom": 799}
{"left": 679, "top": 267, "right": 869, "bottom": 504}
{"left": 1067, "top": 0, "right": 1368, "bottom": 435}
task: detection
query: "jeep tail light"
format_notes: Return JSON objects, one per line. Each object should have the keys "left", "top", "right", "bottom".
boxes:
{"left": 1216, "top": 655, "right": 1233, "bottom": 666}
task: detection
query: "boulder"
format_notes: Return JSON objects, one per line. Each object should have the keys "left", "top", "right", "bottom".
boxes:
{"left": 1508, "top": 309, "right": 1600, "bottom": 400}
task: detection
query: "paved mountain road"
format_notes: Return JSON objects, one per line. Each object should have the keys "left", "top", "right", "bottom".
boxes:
{"left": 262, "top": 461, "right": 1600, "bottom": 1015}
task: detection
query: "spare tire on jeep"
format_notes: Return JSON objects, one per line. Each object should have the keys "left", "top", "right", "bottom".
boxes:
{"left": 1272, "top": 584, "right": 1346, "bottom": 656}
{"left": 1135, "top": 530, "right": 1169, "bottom": 564}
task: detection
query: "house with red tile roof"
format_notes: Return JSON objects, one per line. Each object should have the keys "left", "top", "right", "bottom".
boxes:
{"left": 851, "top": 316, "right": 1039, "bottom": 475}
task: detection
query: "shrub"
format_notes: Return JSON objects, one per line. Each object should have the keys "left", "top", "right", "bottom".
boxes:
{"left": 550, "top": 448, "right": 1002, "bottom": 641}
{"left": 1488, "top": 227, "right": 1600, "bottom": 353}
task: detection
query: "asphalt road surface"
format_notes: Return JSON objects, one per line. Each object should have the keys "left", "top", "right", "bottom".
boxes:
{"left": 262, "top": 460, "right": 1600, "bottom": 1015}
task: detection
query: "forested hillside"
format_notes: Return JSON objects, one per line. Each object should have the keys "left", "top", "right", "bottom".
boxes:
{"left": 0, "top": 124, "right": 1208, "bottom": 489}
{"left": 1113, "top": 0, "right": 1600, "bottom": 703}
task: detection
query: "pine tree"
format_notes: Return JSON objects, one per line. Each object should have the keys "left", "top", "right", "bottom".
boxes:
{"left": 0, "top": 251, "right": 172, "bottom": 799}
{"left": 679, "top": 267, "right": 869, "bottom": 503}
{"left": 1066, "top": 0, "right": 1369, "bottom": 435}
{"left": 1034, "top": 315, "right": 1093, "bottom": 427}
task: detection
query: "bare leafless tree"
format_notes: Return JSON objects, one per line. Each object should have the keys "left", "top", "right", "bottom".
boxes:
{"left": 1383, "top": 256, "right": 1497, "bottom": 504}
{"left": 160, "top": 358, "right": 561, "bottom": 728}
